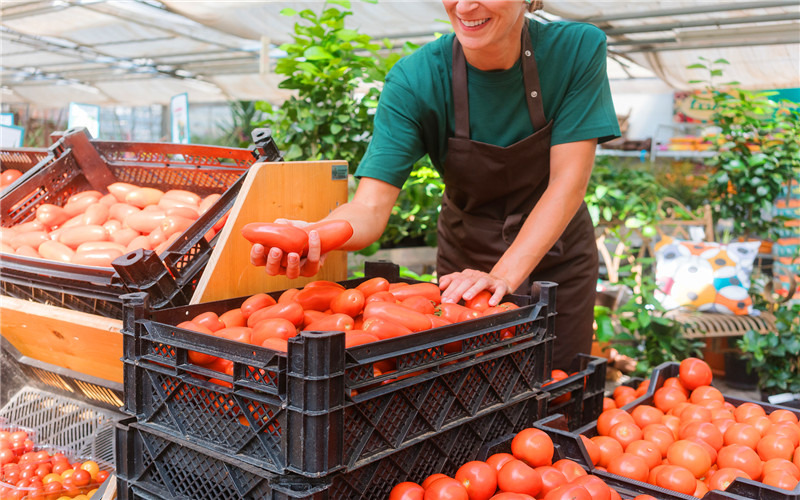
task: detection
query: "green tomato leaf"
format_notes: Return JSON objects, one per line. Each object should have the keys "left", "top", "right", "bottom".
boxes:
{"left": 304, "top": 46, "right": 333, "bottom": 60}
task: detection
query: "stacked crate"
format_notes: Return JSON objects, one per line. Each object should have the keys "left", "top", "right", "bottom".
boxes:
{"left": 114, "top": 261, "right": 559, "bottom": 499}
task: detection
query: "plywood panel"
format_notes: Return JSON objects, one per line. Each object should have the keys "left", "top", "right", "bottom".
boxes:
{"left": 191, "top": 160, "right": 349, "bottom": 304}
{"left": 0, "top": 296, "right": 123, "bottom": 384}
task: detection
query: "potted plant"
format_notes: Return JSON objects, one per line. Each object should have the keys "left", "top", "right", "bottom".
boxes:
{"left": 690, "top": 58, "right": 800, "bottom": 246}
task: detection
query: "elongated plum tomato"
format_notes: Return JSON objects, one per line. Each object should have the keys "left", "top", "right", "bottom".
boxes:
{"left": 303, "top": 219, "right": 353, "bottom": 254}
{"left": 241, "top": 222, "right": 308, "bottom": 255}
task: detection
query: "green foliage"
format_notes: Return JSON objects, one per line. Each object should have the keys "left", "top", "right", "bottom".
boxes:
{"left": 255, "top": 1, "right": 416, "bottom": 171}
{"left": 380, "top": 157, "right": 443, "bottom": 248}
{"left": 585, "top": 156, "right": 667, "bottom": 237}
{"left": 738, "top": 300, "right": 800, "bottom": 394}
{"left": 690, "top": 57, "right": 800, "bottom": 240}
{"left": 218, "top": 101, "right": 264, "bottom": 148}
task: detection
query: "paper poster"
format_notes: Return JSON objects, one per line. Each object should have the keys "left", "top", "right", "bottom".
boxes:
{"left": 0, "top": 124, "right": 25, "bottom": 147}
{"left": 68, "top": 102, "right": 101, "bottom": 138}
{"left": 170, "top": 93, "right": 190, "bottom": 144}
{"left": 0, "top": 113, "right": 14, "bottom": 126}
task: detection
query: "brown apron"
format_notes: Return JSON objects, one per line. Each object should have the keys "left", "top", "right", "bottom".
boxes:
{"left": 436, "top": 26, "right": 598, "bottom": 371}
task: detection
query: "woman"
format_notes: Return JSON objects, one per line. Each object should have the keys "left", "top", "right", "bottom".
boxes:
{"left": 251, "top": 0, "right": 620, "bottom": 370}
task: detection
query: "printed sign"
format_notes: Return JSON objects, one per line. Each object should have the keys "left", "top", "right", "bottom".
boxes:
{"left": 170, "top": 93, "right": 190, "bottom": 144}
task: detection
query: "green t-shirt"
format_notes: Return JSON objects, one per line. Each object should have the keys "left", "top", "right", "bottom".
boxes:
{"left": 355, "top": 20, "right": 621, "bottom": 188}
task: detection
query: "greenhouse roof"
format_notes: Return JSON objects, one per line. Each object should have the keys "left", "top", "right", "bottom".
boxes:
{"left": 1, "top": 0, "right": 798, "bottom": 107}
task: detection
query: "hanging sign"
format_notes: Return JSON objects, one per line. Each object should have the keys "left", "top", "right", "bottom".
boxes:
{"left": 0, "top": 124, "right": 24, "bottom": 147}
{"left": 170, "top": 93, "right": 190, "bottom": 144}
{"left": 68, "top": 102, "right": 101, "bottom": 138}
{"left": 0, "top": 113, "right": 14, "bottom": 126}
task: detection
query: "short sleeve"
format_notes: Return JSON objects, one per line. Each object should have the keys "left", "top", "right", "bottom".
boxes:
{"left": 354, "top": 66, "right": 428, "bottom": 188}
{"left": 549, "top": 26, "right": 620, "bottom": 146}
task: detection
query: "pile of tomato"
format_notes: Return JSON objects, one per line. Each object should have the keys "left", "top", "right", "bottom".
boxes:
{"left": 0, "top": 182, "right": 227, "bottom": 267}
{"left": 389, "top": 426, "right": 631, "bottom": 500}
{"left": 587, "top": 358, "right": 800, "bottom": 497}
{"left": 0, "top": 427, "right": 111, "bottom": 500}
{"left": 174, "top": 280, "right": 521, "bottom": 388}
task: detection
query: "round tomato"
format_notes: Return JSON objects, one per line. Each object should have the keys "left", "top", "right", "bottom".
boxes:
{"left": 678, "top": 358, "right": 712, "bottom": 390}
{"left": 653, "top": 387, "right": 688, "bottom": 413}
{"left": 679, "top": 421, "right": 723, "bottom": 451}
{"left": 724, "top": 423, "right": 761, "bottom": 449}
{"left": 421, "top": 474, "right": 449, "bottom": 490}
{"left": 597, "top": 409, "right": 635, "bottom": 437}
{"left": 762, "top": 457, "right": 800, "bottom": 480}
{"left": 655, "top": 465, "right": 696, "bottom": 495}
{"left": 591, "top": 436, "right": 624, "bottom": 469}
{"left": 630, "top": 405, "right": 664, "bottom": 429}
{"left": 423, "top": 476, "right": 468, "bottom": 500}
{"left": 570, "top": 475, "right": 611, "bottom": 500}
{"left": 389, "top": 481, "right": 424, "bottom": 500}
{"left": 497, "top": 460, "right": 542, "bottom": 497}
{"left": 717, "top": 444, "right": 763, "bottom": 480}
{"left": 707, "top": 467, "right": 750, "bottom": 491}
{"left": 666, "top": 439, "right": 712, "bottom": 478}
{"left": 762, "top": 470, "right": 799, "bottom": 490}
{"left": 542, "top": 483, "right": 591, "bottom": 500}
{"left": 486, "top": 453, "right": 516, "bottom": 474}
{"left": 580, "top": 435, "right": 601, "bottom": 466}
{"left": 607, "top": 453, "right": 648, "bottom": 482}
{"left": 331, "top": 289, "right": 366, "bottom": 317}
{"left": 733, "top": 402, "right": 766, "bottom": 423}
{"left": 607, "top": 421, "right": 643, "bottom": 449}
{"left": 757, "top": 433, "right": 795, "bottom": 461}
{"left": 511, "top": 428, "right": 553, "bottom": 467}
{"left": 454, "top": 461, "right": 496, "bottom": 500}
{"left": 625, "top": 440, "right": 661, "bottom": 469}
{"left": 552, "top": 459, "right": 586, "bottom": 482}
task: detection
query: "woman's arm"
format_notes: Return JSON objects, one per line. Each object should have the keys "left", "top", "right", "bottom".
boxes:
{"left": 250, "top": 177, "right": 401, "bottom": 278}
{"left": 439, "top": 138, "right": 597, "bottom": 304}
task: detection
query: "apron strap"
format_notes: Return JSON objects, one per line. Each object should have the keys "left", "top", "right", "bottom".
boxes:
{"left": 451, "top": 20, "right": 548, "bottom": 138}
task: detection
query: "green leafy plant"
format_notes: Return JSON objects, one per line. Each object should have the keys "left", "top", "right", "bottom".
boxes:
{"left": 689, "top": 57, "right": 800, "bottom": 241}
{"left": 380, "top": 158, "right": 443, "bottom": 249}
{"left": 738, "top": 301, "right": 800, "bottom": 395}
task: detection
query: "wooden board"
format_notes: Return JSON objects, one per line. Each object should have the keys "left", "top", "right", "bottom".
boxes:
{"left": 191, "top": 160, "right": 349, "bottom": 304}
{"left": 0, "top": 296, "right": 123, "bottom": 384}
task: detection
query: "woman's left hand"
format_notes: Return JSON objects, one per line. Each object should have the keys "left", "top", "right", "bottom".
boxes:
{"left": 438, "top": 269, "right": 513, "bottom": 306}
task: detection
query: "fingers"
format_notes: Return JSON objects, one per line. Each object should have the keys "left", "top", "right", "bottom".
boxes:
{"left": 265, "top": 247, "right": 285, "bottom": 276}
{"left": 285, "top": 252, "right": 301, "bottom": 280}
{"left": 439, "top": 269, "right": 511, "bottom": 305}
{"left": 250, "top": 243, "right": 266, "bottom": 266}
{"left": 299, "top": 230, "right": 322, "bottom": 277}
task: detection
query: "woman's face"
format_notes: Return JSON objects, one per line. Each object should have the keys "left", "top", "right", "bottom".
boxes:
{"left": 442, "top": 0, "right": 527, "bottom": 53}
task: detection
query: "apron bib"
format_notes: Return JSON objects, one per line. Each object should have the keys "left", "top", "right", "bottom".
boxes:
{"left": 436, "top": 25, "right": 598, "bottom": 370}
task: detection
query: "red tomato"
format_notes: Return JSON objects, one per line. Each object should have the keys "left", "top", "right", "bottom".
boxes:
{"left": 241, "top": 293, "right": 277, "bottom": 319}
{"left": 630, "top": 405, "right": 664, "bottom": 429}
{"left": 304, "top": 313, "right": 355, "bottom": 332}
{"left": 330, "top": 289, "right": 366, "bottom": 317}
{"left": 580, "top": 435, "right": 601, "bottom": 466}
{"left": 552, "top": 459, "right": 586, "bottom": 482}
{"left": 423, "top": 476, "right": 468, "bottom": 500}
{"left": 678, "top": 358, "right": 713, "bottom": 391}
{"left": 389, "top": 283, "right": 442, "bottom": 304}
{"left": 757, "top": 433, "right": 795, "bottom": 461}
{"left": 355, "top": 277, "right": 390, "bottom": 297}
{"left": 421, "top": 474, "right": 449, "bottom": 490}
{"left": 481, "top": 302, "right": 519, "bottom": 316}
{"left": 125, "top": 187, "right": 164, "bottom": 208}
{"left": 302, "top": 220, "right": 353, "bottom": 254}
{"left": 241, "top": 222, "right": 308, "bottom": 254}
{"left": 364, "top": 302, "right": 431, "bottom": 332}
{"left": 364, "top": 318, "right": 413, "bottom": 340}
{"left": 71, "top": 469, "right": 90, "bottom": 487}
{"left": 344, "top": 331, "right": 379, "bottom": 348}
{"left": 455, "top": 461, "right": 496, "bottom": 500}
{"left": 176, "top": 321, "right": 217, "bottom": 365}
{"left": 95, "top": 470, "right": 110, "bottom": 484}
{"left": 542, "top": 483, "right": 591, "bottom": 500}
{"left": 251, "top": 318, "right": 297, "bottom": 344}
{"left": 485, "top": 453, "right": 515, "bottom": 474}
{"left": 293, "top": 286, "right": 343, "bottom": 311}
{"left": 247, "top": 302, "right": 304, "bottom": 328}
{"left": 707, "top": 467, "right": 751, "bottom": 491}
{"left": 401, "top": 295, "right": 436, "bottom": 315}
{"left": 597, "top": 409, "right": 635, "bottom": 437}
{"left": 591, "top": 436, "right": 624, "bottom": 469}
{"left": 465, "top": 290, "right": 492, "bottom": 312}
{"left": 261, "top": 337, "right": 288, "bottom": 352}
{"left": 219, "top": 308, "right": 247, "bottom": 328}
{"left": 724, "top": 422, "right": 761, "bottom": 449}
{"left": 191, "top": 311, "right": 225, "bottom": 332}
{"left": 389, "top": 482, "right": 425, "bottom": 500}
{"left": 570, "top": 475, "right": 611, "bottom": 500}
{"left": 653, "top": 387, "right": 688, "bottom": 413}
{"left": 435, "top": 303, "right": 479, "bottom": 323}
{"left": 762, "top": 470, "right": 799, "bottom": 490}
{"left": 607, "top": 421, "right": 643, "bottom": 449}
{"left": 278, "top": 288, "right": 300, "bottom": 303}
{"left": 366, "top": 290, "right": 398, "bottom": 304}
{"left": 655, "top": 465, "right": 697, "bottom": 495}
{"left": 497, "top": 460, "right": 542, "bottom": 497}
{"left": 607, "top": 453, "right": 649, "bottom": 482}
{"left": 1, "top": 169, "right": 22, "bottom": 187}
{"left": 215, "top": 326, "right": 252, "bottom": 344}
{"left": 625, "top": 440, "right": 661, "bottom": 469}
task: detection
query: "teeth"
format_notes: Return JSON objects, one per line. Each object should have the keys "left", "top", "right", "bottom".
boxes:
{"left": 461, "top": 18, "right": 488, "bottom": 27}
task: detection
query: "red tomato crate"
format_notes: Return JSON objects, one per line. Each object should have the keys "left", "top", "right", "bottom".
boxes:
{"left": 115, "top": 393, "right": 549, "bottom": 500}
{"left": 119, "top": 261, "right": 557, "bottom": 481}
{"left": 543, "top": 353, "right": 606, "bottom": 430}
{"left": 0, "top": 127, "right": 258, "bottom": 319}
{"left": 534, "top": 361, "right": 800, "bottom": 500}
{"left": 0, "top": 146, "right": 51, "bottom": 195}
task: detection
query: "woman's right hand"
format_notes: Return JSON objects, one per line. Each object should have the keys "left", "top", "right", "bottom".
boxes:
{"left": 248, "top": 219, "right": 326, "bottom": 279}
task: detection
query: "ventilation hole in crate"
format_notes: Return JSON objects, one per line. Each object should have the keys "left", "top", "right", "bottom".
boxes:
{"left": 345, "top": 364, "right": 374, "bottom": 384}
{"left": 242, "top": 366, "right": 279, "bottom": 390}
{"left": 416, "top": 380, "right": 452, "bottom": 430}
{"left": 457, "top": 368, "right": 487, "bottom": 415}
{"left": 343, "top": 407, "right": 372, "bottom": 459}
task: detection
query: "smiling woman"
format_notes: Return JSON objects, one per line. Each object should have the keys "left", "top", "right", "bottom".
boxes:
{"left": 251, "top": 0, "right": 621, "bottom": 370}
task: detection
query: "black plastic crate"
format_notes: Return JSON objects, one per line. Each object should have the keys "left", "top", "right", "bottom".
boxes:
{"left": 535, "top": 361, "right": 800, "bottom": 500}
{"left": 120, "top": 261, "right": 556, "bottom": 478}
{"left": 116, "top": 392, "right": 549, "bottom": 500}
{"left": 543, "top": 354, "right": 606, "bottom": 430}
{"left": 0, "top": 128, "right": 257, "bottom": 318}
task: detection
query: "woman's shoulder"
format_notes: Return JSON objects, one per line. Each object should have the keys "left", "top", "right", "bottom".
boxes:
{"left": 533, "top": 20, "right": 606, "bottom": 48}
{"left": 389, "top": 32, "right": 454, "bottom": 82}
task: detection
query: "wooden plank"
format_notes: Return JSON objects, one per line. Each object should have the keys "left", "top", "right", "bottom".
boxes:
{"left": 191, "top": 160, "right": 349, "bottom": 304}
{"left": 0, "top": 296, "right": 123, "bottom": 384}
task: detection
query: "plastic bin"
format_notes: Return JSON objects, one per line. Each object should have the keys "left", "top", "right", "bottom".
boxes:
{"left": 120, "top": 261, "right": 557, "bottom": 478}
{"left": 535, "top": 361, "right": 800, "bottom": 500}
{"left": 0, "top": 147, "right": 51, "bottom": 195}
{"left": 543, "top": 354, "right": 606, "bottom": 430}
{"left": 0, "top": 128, "right": 258, "bottom": 318}
{"left": 116, "top": 392, "right": 549, "bottom": 500}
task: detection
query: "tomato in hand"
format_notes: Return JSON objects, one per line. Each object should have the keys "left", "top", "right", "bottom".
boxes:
{"left": 302, "top": 220, "right": 353, "bottom": 254}
{"left": 242, "top": 222, "right": 308, "bottom": 254}
{"left": 464, "top": 290, "right": 492, "bottom": 312}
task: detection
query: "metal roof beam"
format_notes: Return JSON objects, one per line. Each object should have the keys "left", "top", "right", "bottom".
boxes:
{"left": 585, "top": 1, "right": 799, "bottom": 23}
{"left": 604, "top": 13, "right": 800, "bottom": 36}
{"left": 622, "top": 37, "right": 800, "bottom": 53}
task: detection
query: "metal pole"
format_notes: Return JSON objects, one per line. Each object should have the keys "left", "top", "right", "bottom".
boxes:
{"left": 584, "top": 1, "right": 799, "bottom": 23}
